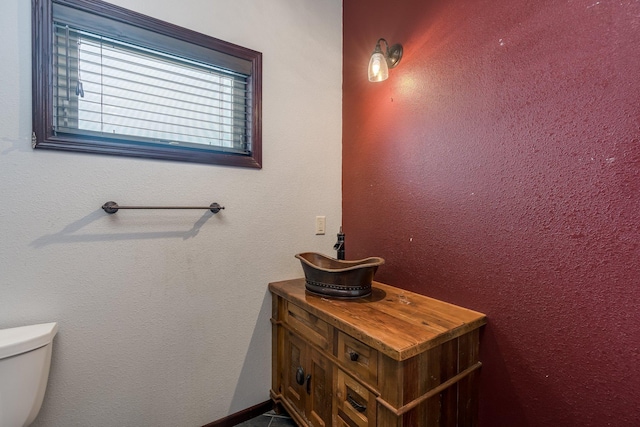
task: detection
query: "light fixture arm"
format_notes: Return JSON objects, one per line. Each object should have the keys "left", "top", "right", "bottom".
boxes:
{"left": 375, "top": 38, "right": 403, "bottom": 69}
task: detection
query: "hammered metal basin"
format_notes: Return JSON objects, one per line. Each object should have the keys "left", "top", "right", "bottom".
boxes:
{"left": 295, "top": 252, "right": 385, "bottom": 299}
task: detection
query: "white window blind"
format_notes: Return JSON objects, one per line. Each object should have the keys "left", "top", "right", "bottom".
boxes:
{"left": 53, "top": 24, "right": 251, "bottom": 154}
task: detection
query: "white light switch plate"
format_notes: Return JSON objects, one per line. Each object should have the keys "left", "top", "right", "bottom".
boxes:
{"left": 315, "top": 216, "right": 326, "bottom": 235}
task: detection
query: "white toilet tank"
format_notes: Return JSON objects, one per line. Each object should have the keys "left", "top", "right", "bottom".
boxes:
{"left": 0, "top": 323, "right": 58, "bottom": 427}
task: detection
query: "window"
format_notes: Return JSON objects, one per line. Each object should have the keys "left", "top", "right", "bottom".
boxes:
{"left": 32, "top": 0, "right": 262, "bottom": 168}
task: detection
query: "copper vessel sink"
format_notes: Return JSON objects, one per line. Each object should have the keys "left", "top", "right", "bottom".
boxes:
{"left": 295, "top": 252, "right": 385, "bottom": 298}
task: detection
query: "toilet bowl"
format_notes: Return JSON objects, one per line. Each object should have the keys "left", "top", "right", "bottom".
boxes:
{"left": 0, "top": 323, "right": 58, "bottom": 427}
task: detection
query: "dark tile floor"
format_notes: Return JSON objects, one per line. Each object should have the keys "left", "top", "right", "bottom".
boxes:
{"left": 235, "top": 410, "right": 297, "bottom": 427}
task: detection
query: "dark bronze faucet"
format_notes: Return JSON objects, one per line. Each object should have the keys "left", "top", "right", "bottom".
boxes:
{"left": 333, "top": 227, "right": 345, "bottom": 260}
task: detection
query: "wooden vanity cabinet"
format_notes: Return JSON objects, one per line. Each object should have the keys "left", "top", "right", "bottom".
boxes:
{"left": 270, "top": 278, "right": 487, "bottom": 427}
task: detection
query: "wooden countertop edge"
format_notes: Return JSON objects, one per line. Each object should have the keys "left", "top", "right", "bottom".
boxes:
{"left": 269, "top": 279, "right": 487, "bottom": 361}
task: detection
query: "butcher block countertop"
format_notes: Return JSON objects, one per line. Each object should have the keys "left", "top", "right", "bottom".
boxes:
{"left": 269, "top": 278, "right": 486, "bottom": 361}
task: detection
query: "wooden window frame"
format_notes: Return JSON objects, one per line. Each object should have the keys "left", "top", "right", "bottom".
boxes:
{"left": 32, "top": 0, "right": 262, "bottom": 168}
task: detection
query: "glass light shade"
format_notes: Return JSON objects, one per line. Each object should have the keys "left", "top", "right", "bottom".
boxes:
{"left": 368, "top": 51, "right": 389, "bottom": 82}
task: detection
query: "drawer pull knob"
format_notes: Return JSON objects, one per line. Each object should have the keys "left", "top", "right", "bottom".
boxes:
{"left": 348, "top": 350, "right": 359, "bottom": 361}
{"left": 347, "top": 394, "right": 367, "bottom": 412}
{"left": 296, "top": 367, "right": 305, "bottom": 386}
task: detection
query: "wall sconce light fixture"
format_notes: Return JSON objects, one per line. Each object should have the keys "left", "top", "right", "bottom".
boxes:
{"left": 368, "top": 38, "right": 403, "bottom": 82}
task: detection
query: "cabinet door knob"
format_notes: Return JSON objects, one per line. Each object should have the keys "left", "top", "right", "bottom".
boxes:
{"left": 348, "top": 350, "right": 359, "bottom": 361}
{"left": 296, "top": 367, "right": 305, "bottom": 386}
{"left": 306, "top": 374, "right": 312, "bottom": 395}
{"left": 347, "top": 394, "right": 367, "bottom": 412}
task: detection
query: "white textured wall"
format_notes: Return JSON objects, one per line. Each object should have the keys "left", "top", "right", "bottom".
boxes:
{"left": 0, "top": 0, "right": 342, "bottom": 425}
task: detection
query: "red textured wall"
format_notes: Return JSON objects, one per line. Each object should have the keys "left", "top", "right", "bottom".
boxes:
{"left": 343, "top": 0, "right": 640, "bottom": 425}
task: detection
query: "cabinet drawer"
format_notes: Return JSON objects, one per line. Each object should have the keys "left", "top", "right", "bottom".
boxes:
{"left": 284, "top": 302, "right": 332, "bottom": 351}
{"left": 336, "top": 370, "right": 376, "bottom": 427}
{"left": 337, "top": 332, "right": 377, "bottom": 384}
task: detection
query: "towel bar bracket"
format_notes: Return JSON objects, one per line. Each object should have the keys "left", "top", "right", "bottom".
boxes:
{"left": 102, "top": 201, "right": 225, "bottom": 214}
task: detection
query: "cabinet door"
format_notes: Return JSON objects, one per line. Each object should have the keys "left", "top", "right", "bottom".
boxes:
{"left": 283, "top": 331, "right": 307, "bottom": 418}
{"left": 307, "top": 348, "right": 333, "bottom": 427}
{"left": 283, "top": 331, "right": 333, "bottom": 427}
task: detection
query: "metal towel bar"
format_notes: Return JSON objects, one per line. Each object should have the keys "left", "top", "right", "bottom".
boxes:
{"left": 102, "top": 201, "right": 224, "bottom": 214}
